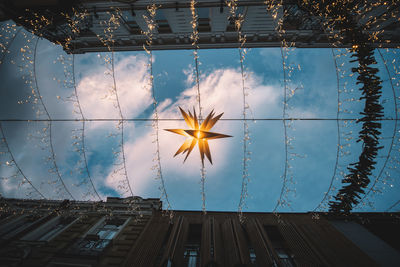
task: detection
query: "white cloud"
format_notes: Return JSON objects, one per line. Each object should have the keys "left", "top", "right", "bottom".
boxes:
{"left": 77, "top": 55, "right": 152, "bottom": 123}
{"left": 105, "top": 67, "right": 281, "bottom": 196}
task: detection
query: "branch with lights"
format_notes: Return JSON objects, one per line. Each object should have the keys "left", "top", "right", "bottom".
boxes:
{"left": 299, "top": 0, "right": 386, "bottom": 214}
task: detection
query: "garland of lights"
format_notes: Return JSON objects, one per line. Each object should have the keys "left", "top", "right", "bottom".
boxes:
{"left": 63, "top": 12, "right": 101, "bottom": 200}
{"left": 94, "top": 9, "right": 136, "bottom": 198}
{"left": 143, "top": 4, "right": 172, "bottom": 213}
{"left": 225, "top": 0, "right": 252, "bottom": 221}
{"left": 309, "top": 13, "right": 352, "bottom": 212}
{"left": 71, "top": 54, "right": 102, "bottom": 201}
{"left": 189, "top": 0, "right": 207, "bottom": 213}
{"left": 357, "top": 49, "right": 399, "bottom": 208}
{"left": 0, "top": 122, "right": 46, "bottom": 199}
{"left": 313, "top": 48, "right": 342, "bottom": 212}
{"left": 0, "top": 26, "right": 21, "bottom": 65}
{"left": 41, "top": 10, "right": 101, "bottom": 201}
{"left": 0, "top": 2, "right": 399, "bottom": 215}
{"left": 33, "top": 37, "right": 76, "bottom": 200}
{"left": 299, "top": 0, "right": 386, "bottom": 214}
{"left": 9, "top": 17, "right": 79, "bottom": 202}
{"left": 329, "top": 25, "right": 384, "bottom": 214}
{"left": 384, "top": 49, "right": 400, "bottom": 212}
{"left": 110, "top": 51, "right": 134, "bottom": 197}
{"left": 238, "top": 45, "right": 250, "bottom": 220}
{"left": 273, "top": 46, "right": 290, "bottom": 213}
{"left": 267, "top": 1, "right": 301, "bottom": 213}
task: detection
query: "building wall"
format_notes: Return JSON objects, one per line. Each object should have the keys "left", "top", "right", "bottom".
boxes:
{"left": 1, "top": 198, "right": 399, "bottom": 267}
{"left": 124, "top": 211, "right": 382, "bottom": 267}
{"left": 1, "top": 0, "right": 399, "bottom": 53}
{"left": 0, "top": 197, "right": 161, "bottom": 267}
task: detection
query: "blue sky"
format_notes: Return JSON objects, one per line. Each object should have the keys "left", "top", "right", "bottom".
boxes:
{"left": 0, "top": 23, "right": 399, "bottom": 213}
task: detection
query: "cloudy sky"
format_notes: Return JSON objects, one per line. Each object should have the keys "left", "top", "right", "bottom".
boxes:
{"left": 1, "top": 23, "right": 399, "bottom": 212}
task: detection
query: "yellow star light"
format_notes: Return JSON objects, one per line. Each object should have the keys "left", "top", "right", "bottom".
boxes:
{"left": 165, "top": 107, "right": 232, "bottom": 165}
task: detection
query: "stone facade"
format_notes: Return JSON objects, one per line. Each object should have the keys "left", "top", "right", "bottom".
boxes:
{"left": 0, "top": 197, "right": 399, "bottom": 266}
{"left": 0, "top": 197, "right": 160, "bottom": 267}
{"left": 0, "top": 0, "right": 399, "bottom": 53}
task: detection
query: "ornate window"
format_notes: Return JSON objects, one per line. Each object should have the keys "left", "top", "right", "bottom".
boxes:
{"left": 66, "top": 217, "right": 129, "bottom": 256}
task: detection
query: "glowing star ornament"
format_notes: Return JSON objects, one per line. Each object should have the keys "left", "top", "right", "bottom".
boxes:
{"left": 165, "top": 107, "right": 232, "bottom": 165}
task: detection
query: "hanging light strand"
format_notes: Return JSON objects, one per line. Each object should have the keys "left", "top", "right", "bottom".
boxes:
{"left": 226, "top": 0, "right": 251, "bottom": 221}
{"left": 190, "top": 0, "right": 202, "bottom": 119}
{"left": 314, "top": 48, "right": 342, "bottom": 211}
{"left": 33, "top": 37, "right": 75, "bottom": 200}
{"left": 275, "top": 2, "right": 298, "bottom": 213}
{"left": 264, "top": 0, "right": 302, "bottom": 213}
{"left": 111, "top": 50, "right": 134, "bottom": 197}
{"left": 0, "top": 122, "right": 46, "bottom": 199}
{"left": 190, "top": 0, "right": 207, "bottom": 213}
{"left": 310, "top": 13, "right": 354, "bottom": 211}
{"left": 298, "top": 0, "right": 386, "bottom": 215}
{"left": 273, "top": 46, "right": 290, "bottom": 213}
{"left": 13, "top": 18, "right": 72, "bottom": 204}
{"left": 0, "top": 25, "right": 21, "bottom": 64}
{"left": 71, "top": 54, "right": 102, "bottom": 201}
{"left": 238, "top": 45, "right": 250, "bottom": 221}
{"left": 53, "top": 53, "right": 97, "bottom": 201}
{"left": 94, "top": 9, "right": 135, "bottom": 199}
{"left": 51, "top": 10, "right": 101, "bottom": 202}
{"left": 357, "top": 49, "right": 399, "bottom": 208}
{"left": 143, "top": 4, "right": 172, "bottom": 213}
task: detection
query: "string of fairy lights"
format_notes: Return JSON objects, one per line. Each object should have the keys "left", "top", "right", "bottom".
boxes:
{"left": 53, "top": 51, "right": 103, "bottom": 202}
{"left": 383, "top": 49, "right": 400, "bottom": 212}
{"left": 288, "top": 0, "right": 400, "bottom": 214}
{"left": 99, "top": 10, "right": 135, "bottom": 199}
{"left": 316, "top": 1, "right": 387, "bottom": 213}
{"left": 0, "top": 122, "right": 46, "bottom": 200}
{"left": 0, "top": 0, "right": 400, "bottom": 215}
{"left": 329, "top": 50, "right": 356, "bottom": 210}
{"left": 309, "top": 10, "right": 346, "bottom": 212}
{"left": 357, "top": 49, "right": 399, "bottom": 209}
{"left": 361, "top": 48, "right": 400, "bottom": 212}
{"left": 0, "top": 25, "right": 20, "bottom": 65}
{"left": 273, "top": 46, "right": 290, "bottom": 213}
{"left": 225, "top": 0, "right": 252, "bottom": 221}
{"left": 111, "top": 51, "right": 135, "bottom": 197}
{"left": 189, "top": 0, "right": 207, "bottom": 213}
{"left": 70, "top": 54, "right": 102, "bottom": 201}
{"left": 15, "top": 32, "right": 75, "bottom": 201}
{"left": 268, "top": 0, "right": 303, "bottom": 214}
{"left": 142, "top": 3, "right": 172, "bottom": 214}
{"left": 313, "top": 48, "right": 342, "bottom": 212}
{"left": 309, "top": 10, "right": 360, "bottom": 211}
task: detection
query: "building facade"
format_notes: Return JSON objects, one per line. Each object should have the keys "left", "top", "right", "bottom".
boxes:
{"left": 0, "top": 197, "right": 161, "bottom": 267}
{"left": 0, "top": 197, "right": 400, "bottom": 266}
{"left": 0, "top": 0, "right": 399, "bottom": 53}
